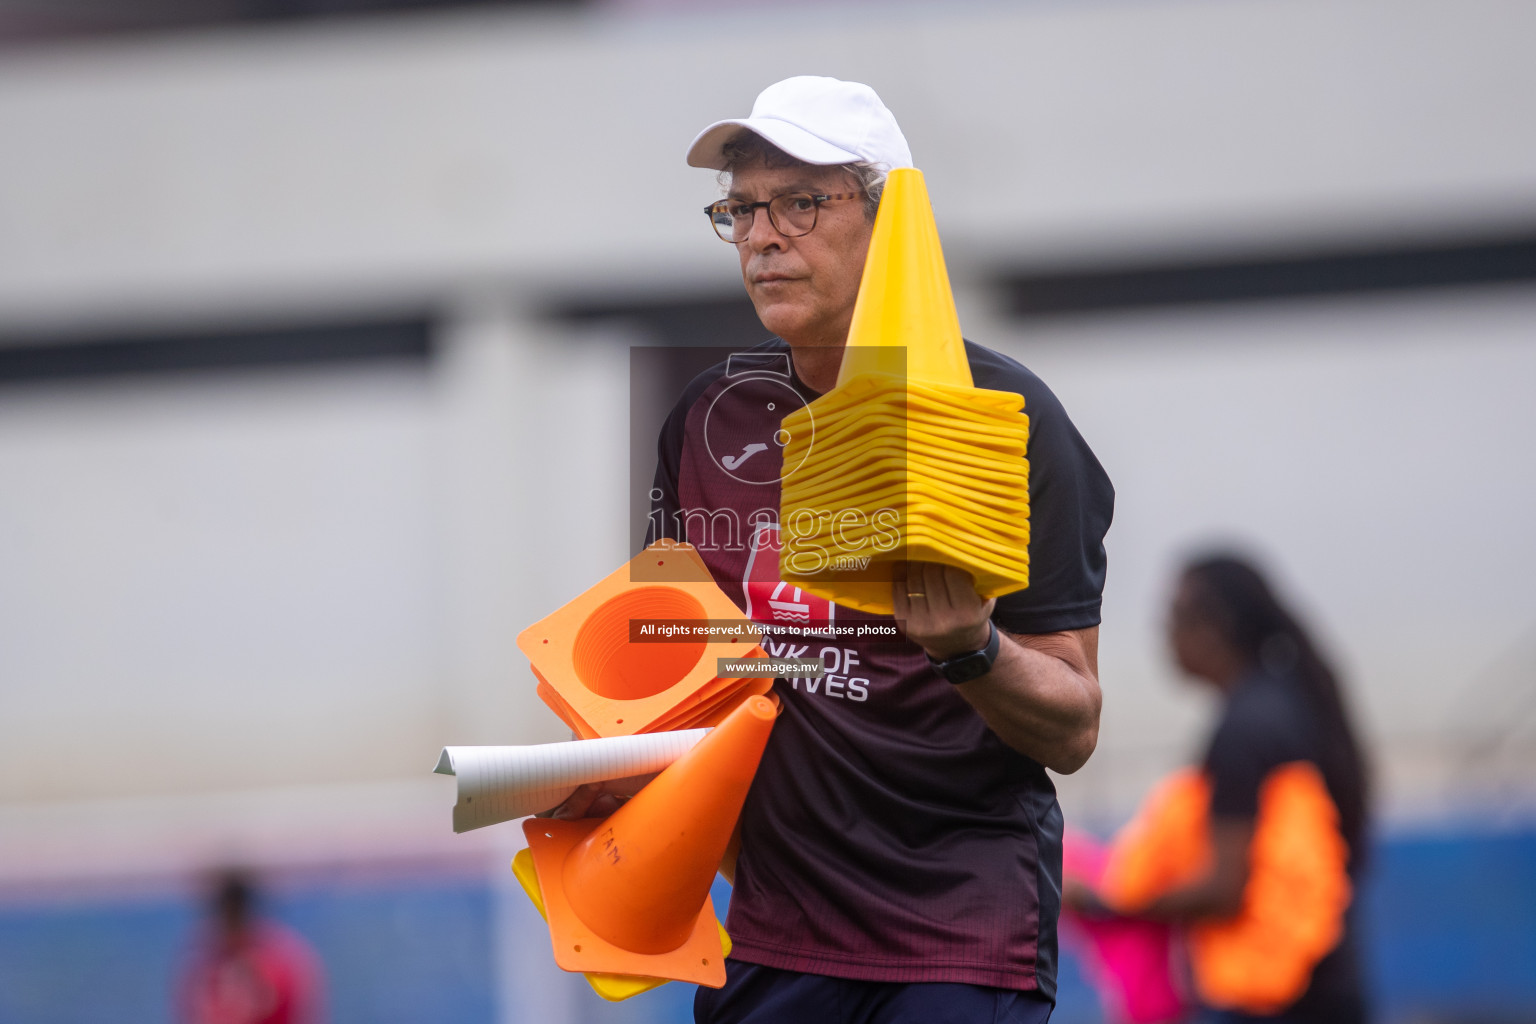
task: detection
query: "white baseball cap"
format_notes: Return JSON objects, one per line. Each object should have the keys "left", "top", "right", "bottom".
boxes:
{"left": 686, "top": 76, "right": 913, "bottom": 172}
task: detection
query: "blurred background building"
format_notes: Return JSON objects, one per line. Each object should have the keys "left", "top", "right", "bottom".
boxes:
{"left": 0, "top": 0, "right": 1532, "bottom": 1021}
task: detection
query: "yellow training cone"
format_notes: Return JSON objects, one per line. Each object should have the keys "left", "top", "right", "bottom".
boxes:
{"left": 836, "top": 167, "right": 971, "bottom": 390}
{"left": 778, "top": 166, "right": 1033, "bottom": 613}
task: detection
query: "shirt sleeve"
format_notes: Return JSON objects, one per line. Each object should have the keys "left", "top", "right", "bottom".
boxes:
{"left": 646, "top": 398, "right": 686, "bottom": 546}
{"left": 1204, "top": 711, "right": 1274, "bottom": 821}
{"left": 646, "top": 363, "right": 721, "bottom": 547}
{"left": 1204, "top": 681, "right": 1313, "bottom": 821}
{"left": 989, "top": 367, "right": 1115, "bottom": 636}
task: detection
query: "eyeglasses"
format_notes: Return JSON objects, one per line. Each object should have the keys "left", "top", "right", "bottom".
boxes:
{"left": 704, "top": 191, "right": 864, "bottom": 243}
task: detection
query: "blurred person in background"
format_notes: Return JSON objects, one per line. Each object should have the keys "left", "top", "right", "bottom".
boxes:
{"left": 1067, "top": 553, "right": 1370, "bottom": 1024}
{"left": 176, "top": 869, "right": 325, "bottom": 1024}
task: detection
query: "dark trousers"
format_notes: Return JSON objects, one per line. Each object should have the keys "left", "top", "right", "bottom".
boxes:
{"left": 695, "top": 960, "right": 1055, "bottom": 1024}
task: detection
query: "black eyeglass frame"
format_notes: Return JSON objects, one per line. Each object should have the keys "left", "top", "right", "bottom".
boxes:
{"left": 703, "top": 191, "right": 866, "bottom": 243}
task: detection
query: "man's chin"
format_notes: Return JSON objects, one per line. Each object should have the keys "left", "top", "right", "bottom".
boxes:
{"left": 752, "top": 303, "right": 804, "bottom": 341}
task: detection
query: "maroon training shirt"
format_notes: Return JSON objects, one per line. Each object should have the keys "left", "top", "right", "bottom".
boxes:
{"left": 648, "top": 338, "right": 1114, "bottom": 998}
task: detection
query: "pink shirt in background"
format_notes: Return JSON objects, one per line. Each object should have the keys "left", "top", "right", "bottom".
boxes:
{"left": 177, "top": 922, "right": 324, "bottom": 1024}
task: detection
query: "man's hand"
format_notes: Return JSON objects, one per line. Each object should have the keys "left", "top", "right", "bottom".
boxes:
{"left": 893, "top": 562, "right": 996, "bottom": 659}
{"left": 893, "top": 562, "right": 1102, "bottom": 774}
{"left": 538, "top": 773, "right": 658, "bottom": 820}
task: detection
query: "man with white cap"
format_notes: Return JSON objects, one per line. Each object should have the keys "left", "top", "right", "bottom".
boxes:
{"left": 651, "top": 76, "right": 1115, "bottom": 1023}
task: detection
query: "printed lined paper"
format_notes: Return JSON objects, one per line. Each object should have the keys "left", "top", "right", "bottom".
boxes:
{"left": 433, "top": 729, "right": 709, "bottom": 833}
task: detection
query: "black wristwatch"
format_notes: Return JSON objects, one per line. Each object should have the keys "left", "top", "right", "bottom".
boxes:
{"left": 926, "top": 622, "right": 1001, "bottom": 685}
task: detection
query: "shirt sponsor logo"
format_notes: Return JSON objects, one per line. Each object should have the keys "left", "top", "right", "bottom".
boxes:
{"left": 742, "top": 522, "right": 835, "bottom": 638}
{"left": 742, "top": 523, "right": 870, "bottom": 702}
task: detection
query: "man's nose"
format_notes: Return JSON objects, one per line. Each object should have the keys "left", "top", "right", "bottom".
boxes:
{"left": 744, "top": 207, "right": 787, "bottom": 252}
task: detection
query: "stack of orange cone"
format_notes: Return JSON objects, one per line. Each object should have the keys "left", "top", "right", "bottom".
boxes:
{"left": 777, "top": 168, "right": 1031, "bottom": 615}
{"left": 517, "top": 695, "right": 777, "bottom": 994}
{"left": 518, "top": 541, "right": 776, "bottom": 738}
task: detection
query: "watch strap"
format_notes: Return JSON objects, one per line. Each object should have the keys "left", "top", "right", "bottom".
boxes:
{"left": 927, "top": 621, "right": 1001, "bottom": 685}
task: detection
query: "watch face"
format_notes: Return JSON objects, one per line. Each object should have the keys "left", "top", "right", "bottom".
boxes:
{"left": 942, "top": 652, "right": 993, "bottom": 685}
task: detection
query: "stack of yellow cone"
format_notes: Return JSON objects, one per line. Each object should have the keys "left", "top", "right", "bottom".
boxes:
{"left": 777, "top": 168, "right": 1031, "bottom": 615}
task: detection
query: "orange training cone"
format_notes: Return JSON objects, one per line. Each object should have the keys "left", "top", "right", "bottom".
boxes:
{"left": 518, "top": 541, "right": 772, "bottom": 739}
{"left": 521, "top": 694, "right": 777, "bottom": 987}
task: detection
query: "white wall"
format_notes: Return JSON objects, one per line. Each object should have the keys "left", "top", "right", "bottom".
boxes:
{"left": 1, "top": 0, "right": 1533, "bottom": 329}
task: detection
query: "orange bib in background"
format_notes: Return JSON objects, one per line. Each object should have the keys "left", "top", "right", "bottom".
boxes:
{"left": 1098, "top": 763, "right": 1352, "bottom": 1015}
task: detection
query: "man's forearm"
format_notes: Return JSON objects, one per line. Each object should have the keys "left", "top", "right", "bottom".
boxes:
{"left": 893, "top": 565, "right": 1103, "bottom": 772}
{"left": 952, "top": 628, "right": 1102, "bottom": 773}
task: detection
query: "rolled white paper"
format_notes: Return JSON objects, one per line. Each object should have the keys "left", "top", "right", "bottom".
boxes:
{"left": 433, "top": 728, "right": 710, "bottom": 833}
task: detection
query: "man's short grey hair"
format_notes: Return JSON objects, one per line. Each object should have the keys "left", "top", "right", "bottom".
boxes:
{"left": 718, "top": 130, "right": 885, "bottom": 220}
